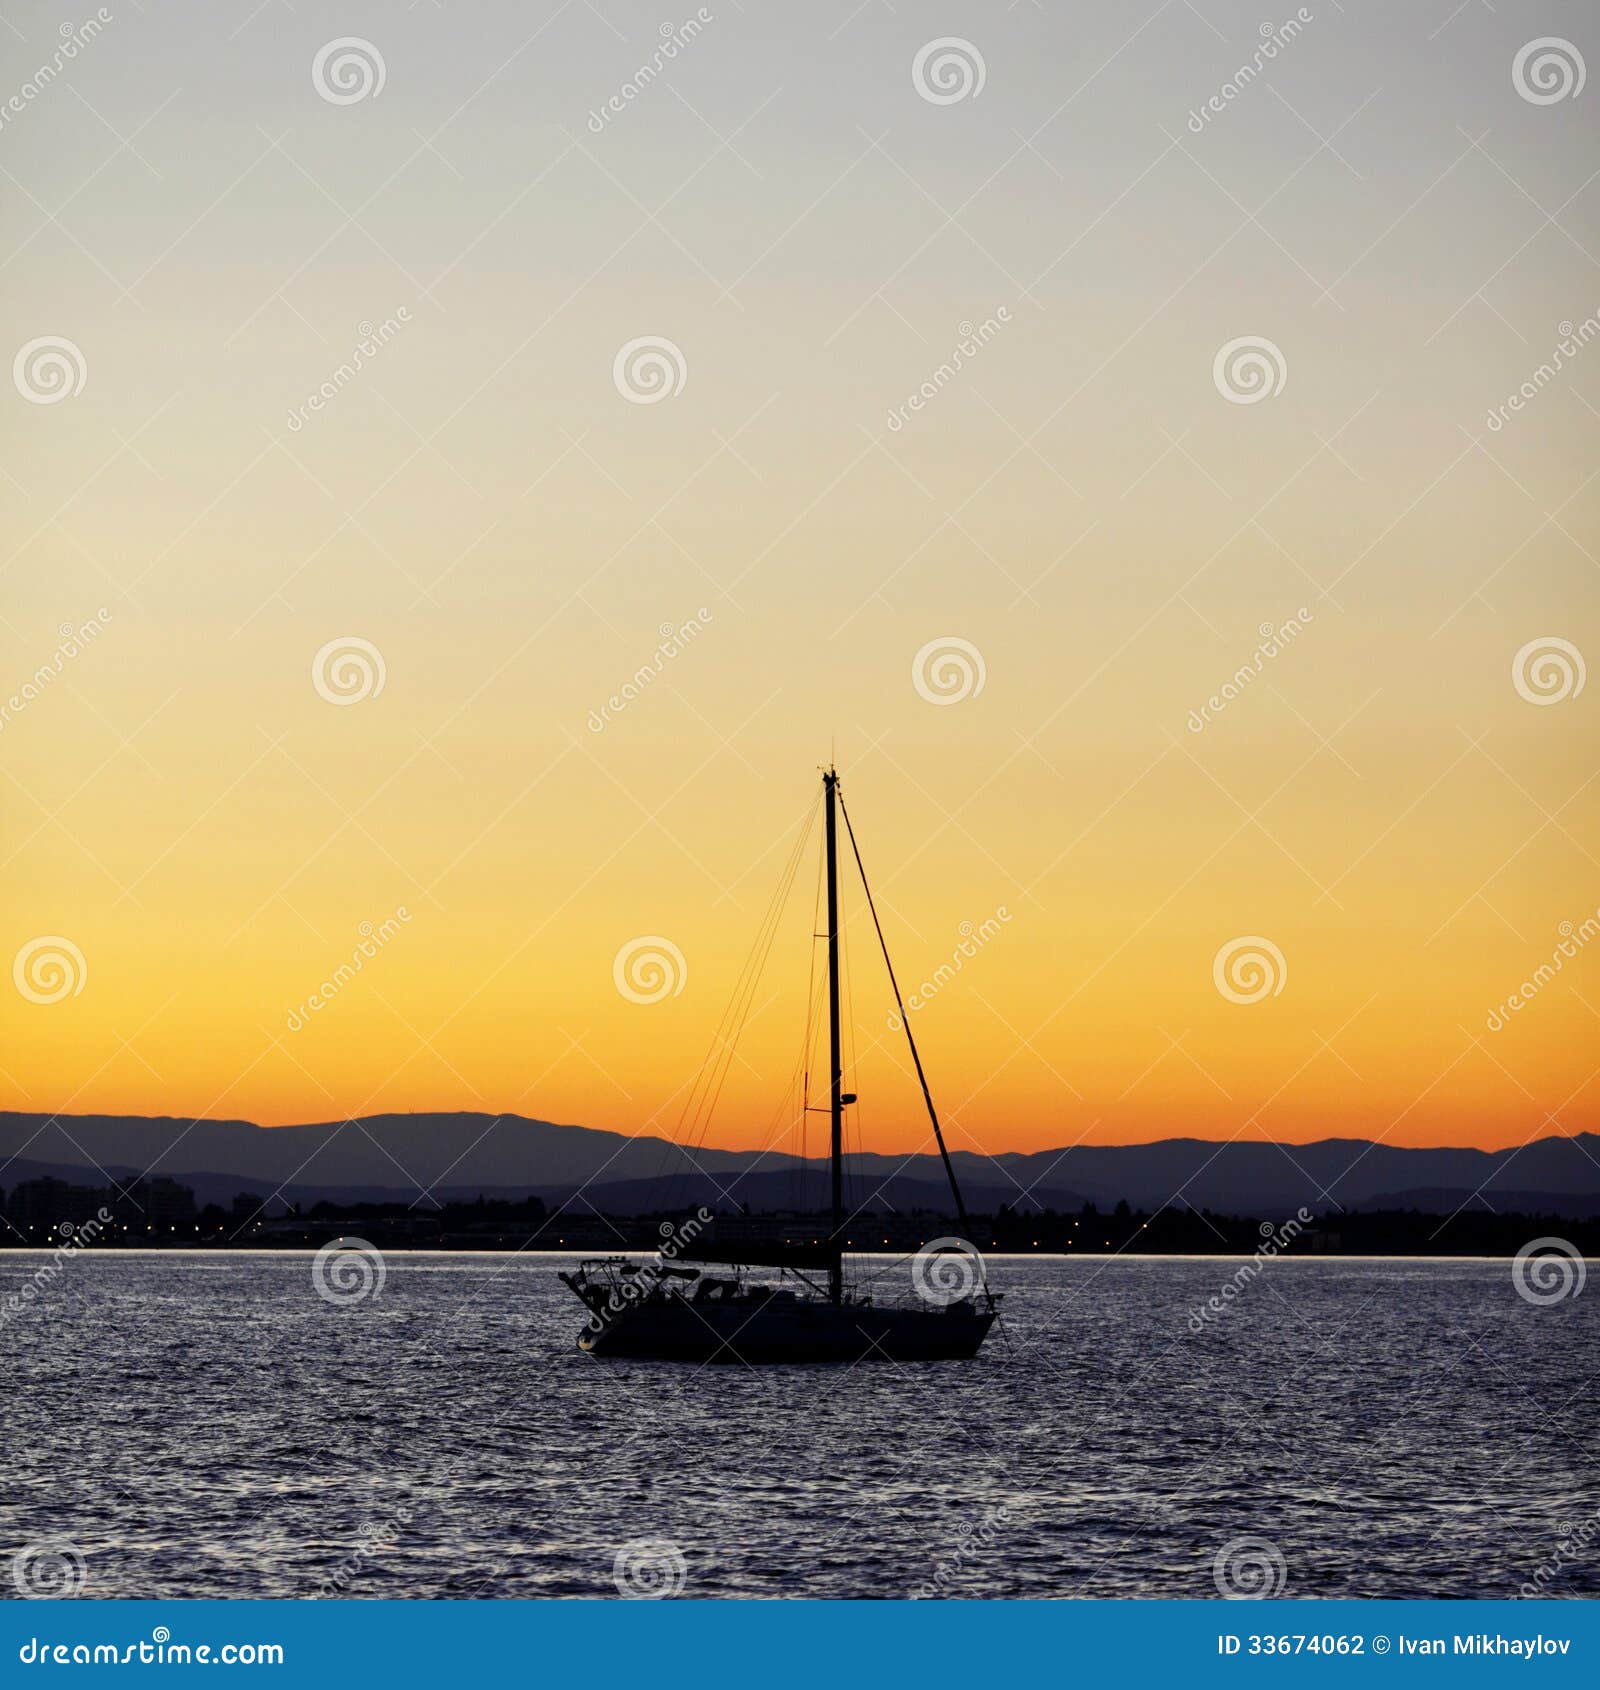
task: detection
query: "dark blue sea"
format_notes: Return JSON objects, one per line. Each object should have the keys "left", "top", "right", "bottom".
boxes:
{"left": 5, "top": 1252, "right": 1596, "bottom": 1599}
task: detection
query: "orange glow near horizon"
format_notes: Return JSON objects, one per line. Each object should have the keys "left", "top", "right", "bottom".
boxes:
{"left": 7, "top": 724, "right": 1597, "bottom": 1158}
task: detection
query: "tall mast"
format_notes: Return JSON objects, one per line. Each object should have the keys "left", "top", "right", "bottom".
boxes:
{"left": 824, "top": 767, "right": 844, "bottom": 1305}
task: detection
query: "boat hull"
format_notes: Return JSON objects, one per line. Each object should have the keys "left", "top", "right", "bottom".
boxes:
{"left": 578, "top": 1297, "right": 996, "bottom": 1364}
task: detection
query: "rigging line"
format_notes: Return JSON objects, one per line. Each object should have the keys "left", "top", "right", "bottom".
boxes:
{"left": 754, "top": 967, "right": 822, "bottom": 1187}
{"left": 836, "top": 787, "right": 973, "bottom": 1240}
{"left": 680, "top": 887, "right": 795, "bottom": 1170}
{"left": 799, "top": 965, "right": 830, "bottom": 1190}
{"left": 799, "top": 821, "right": 825, "bottom": 1202}
{"left": 759, "top": 1036, "right": 809, "bottom": 1158}
{"left": 851, "top": 1248, "right": 920, "bottom": 1298}
{"left": 654, "top": 795, "right": 817, "bottom": 1200}
{"left": 721, "top": 808, "right": 817, "bottom": 1123}
{"left": 674, "top": 796, "right": 817, "bottom": 1164}
{"left": 680, "top": 795, "right": 814, "bottom": 1153}
{"left": 720, "top": 924, "right": 829, "bottom": 1223}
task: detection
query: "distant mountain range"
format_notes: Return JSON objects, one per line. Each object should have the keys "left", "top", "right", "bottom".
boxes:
{"left": 3, "top": 1111, "right": 1599, "bottom": 1218}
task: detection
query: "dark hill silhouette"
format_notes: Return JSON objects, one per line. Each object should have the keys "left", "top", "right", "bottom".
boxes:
{"left": 2, "top": 1111, "right": 1598, "bottom": 1217}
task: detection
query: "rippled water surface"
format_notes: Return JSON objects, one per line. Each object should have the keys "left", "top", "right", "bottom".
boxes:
{"left": 6, "top": 1251, "right": 1597, "bottom": 1599}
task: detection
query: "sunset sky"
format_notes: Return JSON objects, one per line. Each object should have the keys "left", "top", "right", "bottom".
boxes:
{"left": 4, "top": 1, "right": 1596, "bottom": 1159}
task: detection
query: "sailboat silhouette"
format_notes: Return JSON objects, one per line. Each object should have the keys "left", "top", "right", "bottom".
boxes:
{"left": 559, "top": 766, "right": 1000, "bottom": 1363}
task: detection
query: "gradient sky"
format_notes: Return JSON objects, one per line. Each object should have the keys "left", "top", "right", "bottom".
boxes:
{"left": 3, "top": 1, "right": 1597, "bottom": 1160}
